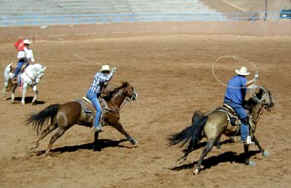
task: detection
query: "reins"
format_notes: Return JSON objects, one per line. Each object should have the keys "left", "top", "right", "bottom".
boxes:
{"left": 252, "top": 103, "right": 265, "bottom": 126}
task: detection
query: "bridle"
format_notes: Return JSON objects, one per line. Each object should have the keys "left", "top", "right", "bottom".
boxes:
{"left": 250, "top": 87, "right": 273, "bottom": 130}
{"left": 120, "top": 87, "right": 137, "bottom": 109}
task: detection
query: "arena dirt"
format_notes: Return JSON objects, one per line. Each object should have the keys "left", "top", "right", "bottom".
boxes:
{"left": 0, "top": 22, "right": 291, "bottom": 188}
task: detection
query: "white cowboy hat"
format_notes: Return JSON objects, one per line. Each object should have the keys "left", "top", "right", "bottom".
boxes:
{"left": 235, "top": 66, "right": 250, "bottom": 76}
{"left": 23, "top": 39, "right": 32, "bottom": 44}
{"left": 100, "top": 64, "right": 110, "bottom": 72}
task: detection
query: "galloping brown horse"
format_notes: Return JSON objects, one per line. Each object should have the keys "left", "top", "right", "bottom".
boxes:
{"left": 169, "top": 86, "right": 274, "bottom": 175}
{"left": 27, "top": 82, "right": 137, "bottom": 154}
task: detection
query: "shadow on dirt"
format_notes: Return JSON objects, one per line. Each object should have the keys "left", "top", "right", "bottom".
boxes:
{"left": 7, "top": 96, "right": 45, "bottom": 105}
{"left": 171, "top": 150, "right": 261, "bottom": 172}
{"left": 34, "top": 138, "right": 130, "bottom": 156}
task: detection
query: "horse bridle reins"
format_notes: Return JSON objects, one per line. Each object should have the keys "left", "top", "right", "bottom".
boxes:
{"left": 120, "top": 88, "right": 137, "bottom": 109}
{"left": 250, "top": 88, "right": 270, "bottom": 131}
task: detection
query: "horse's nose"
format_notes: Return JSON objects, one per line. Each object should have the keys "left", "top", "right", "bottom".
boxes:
{"left": 133, "top": 89, "right": 138, "bottom": 100}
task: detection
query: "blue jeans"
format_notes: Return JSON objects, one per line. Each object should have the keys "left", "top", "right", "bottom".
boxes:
{"left": 224, "top": 99, "right": 249, "bottom": 142}
{"left": 14, "top": 59, "right": 26, "bottom": 78}
{"left": 86, "top": 90, "right": 102, "bottom": 129}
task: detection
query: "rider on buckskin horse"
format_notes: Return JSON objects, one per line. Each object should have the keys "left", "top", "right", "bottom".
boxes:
{"left": 224, "top": 66, "right": 259, "bottom": 145}
{"left": 86, "top": 64, "right": 117, "bottom": 132}
{"left": 10, "top": 39, "right": 35, "bottom": 81}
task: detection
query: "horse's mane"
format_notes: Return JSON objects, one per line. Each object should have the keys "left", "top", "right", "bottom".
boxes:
{"left": 244, "top": 87, "right": 267, "bottom": 111}
{"left": 103, "top": 82, "right": 130, "bottom": 101}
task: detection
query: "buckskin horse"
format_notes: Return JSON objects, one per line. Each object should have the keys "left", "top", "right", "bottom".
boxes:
{"left": 26, "top": 82, "right": 138, "bottom": 154}
{"left": 169, "top": 86, "right": 274, "bottom": 175}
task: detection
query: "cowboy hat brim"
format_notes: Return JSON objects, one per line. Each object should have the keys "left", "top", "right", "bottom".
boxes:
{"left": 235, "top": 69, "right": 250, "bottom": 76}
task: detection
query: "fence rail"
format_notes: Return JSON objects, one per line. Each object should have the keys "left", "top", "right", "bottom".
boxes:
{"left": 0, "top": 11, "right": 276, "bottom": 27}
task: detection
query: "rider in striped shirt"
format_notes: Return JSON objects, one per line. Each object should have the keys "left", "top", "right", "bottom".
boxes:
{"left": 86, "top": 65, "right": 116, "bottom": 132}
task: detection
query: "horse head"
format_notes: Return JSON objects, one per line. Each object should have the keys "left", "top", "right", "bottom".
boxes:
{"left": 105, "top": 81, "right": 137, "bottom": 108}
{"left": 121, "top": 82, "right": 138, "bottom": 102}
{"left": 30, "top": 64, "right": 47, "bottom": 84}
{"left": 253, "top": 86, "right": 274, "bottom": 111}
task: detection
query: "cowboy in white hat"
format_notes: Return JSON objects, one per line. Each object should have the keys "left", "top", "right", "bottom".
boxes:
{"left": 11, "top": 39, "right": 35, "bottom": 80}
{"left": 224, "top": 66, "right": 259, "bottom": 145}
{"left": 86, "top": 64, "right": 117, "bottom": 132}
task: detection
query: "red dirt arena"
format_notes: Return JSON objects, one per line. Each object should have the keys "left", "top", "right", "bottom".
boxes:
{"left": 0, "top": 21, "right": 291, "bottom": 188}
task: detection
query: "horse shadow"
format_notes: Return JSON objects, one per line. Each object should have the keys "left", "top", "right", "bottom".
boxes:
{"left": 35, "top": 138, "right": 129, "bottom": 156}
{"left": 170, "top": 150, "right": 260, "bottom": 172}
{"left": 6, "top": 96, "right": 45, "bottom": 105}
{"left": 183, "top": 138, "right": 235, "bottom": 152}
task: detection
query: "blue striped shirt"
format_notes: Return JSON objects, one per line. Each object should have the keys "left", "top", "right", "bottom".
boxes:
{"left": 88, "top": 72, "right": 113, "bottom": 95}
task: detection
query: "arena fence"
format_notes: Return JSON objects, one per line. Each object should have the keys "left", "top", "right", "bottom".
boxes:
{"left": 0, "top": 10, "right": 279, "bottom": 27}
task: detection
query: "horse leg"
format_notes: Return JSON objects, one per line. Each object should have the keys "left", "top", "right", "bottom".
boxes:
{"left": 11, "top": 84, "right": 17, "bottom": 103}
{"left": 31, "top": 123, "right": 58, "bottom": 151}
{"left": 215, "top": 135, "right": 222, "bottom": 149}
{"left": 21, "top": 83, "right": 28, "bottom": 105}
{"left": 2, "top": 80, "right": 8, "bottom": 97}
{"left": 253, "top": 136, "right": 269, "bottom": 157}
{"left": 243, "top": 144, "right": 255, "bottom": 166}
{"left": 93, "top": 131, "right": 101, "bottom": 151}
{"left": 193, "top": 138, "right": 215, "bottom": 175}
{"left": 31, "top": 85, "right": 38, "bottom": 104}
{"left": 111, "top": 121, "right": 137, "bottom": 146}
{"left": 45, "top": 127, "right": 67, "bottom": 155}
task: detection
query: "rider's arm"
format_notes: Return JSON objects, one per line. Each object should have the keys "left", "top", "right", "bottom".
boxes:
{"left": 246, "top": 72, "right": 259, "bottom": 87}
{"left": 24, "top": 48, "right": 35, "bottom": 63}
{"left": 246, "top": 78, "right": 256, "bottom": 87}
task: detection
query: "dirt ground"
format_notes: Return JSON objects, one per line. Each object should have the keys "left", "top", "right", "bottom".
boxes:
{"left": 0, "top": 22, "right": 291, "bottom": 188}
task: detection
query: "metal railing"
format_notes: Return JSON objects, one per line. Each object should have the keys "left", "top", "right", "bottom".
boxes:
{"left": 0, "top": 11, "right": 280, "bottom": 27}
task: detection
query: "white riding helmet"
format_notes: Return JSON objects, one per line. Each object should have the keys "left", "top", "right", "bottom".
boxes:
{"left": 100, "top": 65, "right": 110, "bottom": 72}
{"left": 23, "top": 39, "right": 32, "bottom": 45}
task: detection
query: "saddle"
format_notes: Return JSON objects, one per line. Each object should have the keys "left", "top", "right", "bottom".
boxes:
{"left": 216, "top": 104, "right": 241, "bottom": 126}
{"left": 10, "top": 63, "right": 28, "bottom": 85}
{"left": 10, "top": 62, "right": 28, "bottom": 74}
{"left": 77, "top": 96, "right": 111, "bottom": 126}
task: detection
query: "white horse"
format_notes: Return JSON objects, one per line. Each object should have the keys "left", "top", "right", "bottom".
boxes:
{"left": 3, "top": 63, "right": 46, "bottom": 105}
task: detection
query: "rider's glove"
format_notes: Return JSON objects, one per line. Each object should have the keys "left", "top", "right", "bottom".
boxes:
{"left": 254, "top": 72, "right": 259, "bottom": 80}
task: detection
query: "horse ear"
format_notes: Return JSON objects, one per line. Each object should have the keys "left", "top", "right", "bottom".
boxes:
{"left": 121, "top": 81, "right": 129, "bottom": 87}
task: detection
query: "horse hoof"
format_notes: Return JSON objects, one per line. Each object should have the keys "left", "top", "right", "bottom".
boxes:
{"left": 263, "top": 150, "right": 270, "bottom": 157}
{"left": 193, "top": 168, "right": 200, "bottom": 175}
{"left": 129, "top": 138, "right": 138, "bottom": 146}
{"left": 248, "top": 161, "right": 256, "bottom": 167}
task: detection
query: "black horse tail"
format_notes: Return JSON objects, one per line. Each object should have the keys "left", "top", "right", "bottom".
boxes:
{"left": 169, "top": 111, "right": 208, "bottom": 159}
{"left": 26, "top": 104, "right": 60, "bottom": 135}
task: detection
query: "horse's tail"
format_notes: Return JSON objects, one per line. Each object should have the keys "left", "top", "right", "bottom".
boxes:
{"left": 3, "top": 64, "right": 12, "bottom": 94}
{"left": 26, "top": 104, "right": 60, "bottom": 135}
{"left": 169, "top": 111, "right": 208, "bottom": 160}
{"left": 4, "top": 63, "right": 11, "bottom": 77}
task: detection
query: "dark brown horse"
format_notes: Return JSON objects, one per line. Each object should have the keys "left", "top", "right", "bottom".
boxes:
{"left": 26, "top": 82, "right": 137, "bottom": 154}
{"left": 169, "top": 86, "right": 274, "bottom": 175}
